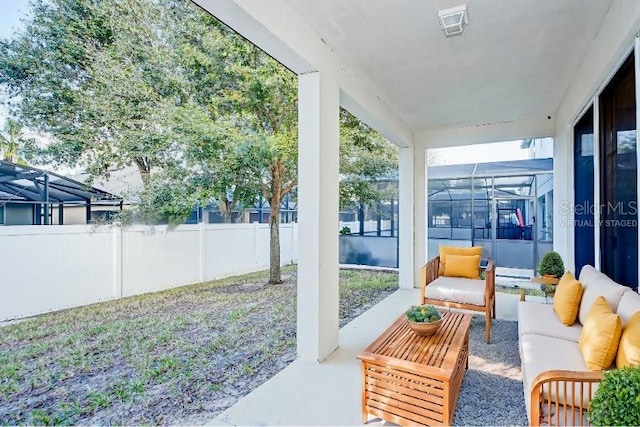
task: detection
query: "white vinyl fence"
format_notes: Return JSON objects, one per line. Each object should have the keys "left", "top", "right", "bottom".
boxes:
{"left": 339, "top": 220, "right": 393, "bottom": 233}
{"left": 0, "top": 223, "right": 298, "bottom": 321}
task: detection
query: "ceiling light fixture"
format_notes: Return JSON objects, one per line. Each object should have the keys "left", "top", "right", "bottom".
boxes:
{"left": 438, "top": 4, "right": 468, "bottom": 37}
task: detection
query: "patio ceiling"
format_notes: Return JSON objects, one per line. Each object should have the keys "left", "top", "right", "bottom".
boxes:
{"left": 285, "top": 0, "right": 613, "bottom": 132}
{"left": 197, "top": 0, "right": 614, "bottom": 139}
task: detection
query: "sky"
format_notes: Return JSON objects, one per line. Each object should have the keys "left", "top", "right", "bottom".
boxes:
{"left": 429, "top": 140, "right": 530, "bottom": 166}
{"left": 0, "top": 0, "right": 30, "bottom": 40}
{"left": 0, "top": 0, "right": 30, "bottom": 128}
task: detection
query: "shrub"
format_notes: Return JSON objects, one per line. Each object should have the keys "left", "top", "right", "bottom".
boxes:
{"left": 588, "top": 366, "right": 640, "bottom": 426}
{"left": 339, "top": 226, "right": 352, "bottom": 235}
{"left": 538, "top": 251, "right": 565, "bottom": 278}
{"left": 405, "top": 305, "right": 442, "bottom": 323}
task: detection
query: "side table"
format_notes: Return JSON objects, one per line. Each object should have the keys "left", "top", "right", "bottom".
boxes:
{"left": 520, "top": 276, "right": 560, "bottom": 301}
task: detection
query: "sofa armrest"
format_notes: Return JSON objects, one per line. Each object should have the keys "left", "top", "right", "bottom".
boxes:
{"left": 530, "top": 369, "right": 602, "bottom": 427}
{"left": 420, "top": 256, "right": 440, "bottom": 303}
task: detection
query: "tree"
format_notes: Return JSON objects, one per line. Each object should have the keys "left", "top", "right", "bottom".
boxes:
{"left": 128, "top": 169, "right": 200, "bottom": 226}
{"left": 1, "top": 0, "right": 114, "bottom": 171}
{"left": 217, "top": 40, "right": 298, "bottom": 284}
{"left": 167, "top": 1, "right": 298, "bottom": 281}
{"left": 0, "top": 118, "right": 27, "bottom": 163}
{"left": 0, "top": 0, "right": 219, "bottom": 189}
{"left": 339, "top": 108, "right": 399, "bottom": 211}
{"left": 185, "top": 120, "right": 261, "bottom": 223}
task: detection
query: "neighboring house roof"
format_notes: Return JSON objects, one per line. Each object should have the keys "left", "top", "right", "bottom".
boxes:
{"left": 0, "top": 160, "right": 122, "bottom": 205}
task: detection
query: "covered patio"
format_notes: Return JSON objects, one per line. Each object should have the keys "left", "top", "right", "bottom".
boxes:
{"left": 193, "top": 0, "right": 640, "bottom": 424}
{"left": 207, "top": 288, "right": 524, "bottom": 426}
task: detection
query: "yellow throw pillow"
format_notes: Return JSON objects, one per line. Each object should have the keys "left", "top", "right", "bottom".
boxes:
{"left": 443, "top": 254, "right": 481, "bottom": 279}
{"left": 438, "top": 246, "right": 483, "bottom": 276}
{"left": 616, "top": 311, "right": 640, "bottom": 368}
{"left": 579, "top": 296, "right": 622, "bottom": 371}
{"left": 552, "top": 271, "right": 583, "bottom": 326}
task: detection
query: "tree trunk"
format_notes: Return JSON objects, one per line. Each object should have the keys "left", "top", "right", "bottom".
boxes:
{"left": 217, "top": 199, "right": 233, "bottom": 223}
{"left": 134, "top": 157, "right": 151, "bottom": 189}
{"left": 269, "top": 200, "right": 282, "bottom": 284}
{"left": 268, "top": 161, "right": 283, "bottom": 284}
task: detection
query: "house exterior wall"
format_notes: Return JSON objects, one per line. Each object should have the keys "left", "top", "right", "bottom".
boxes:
{"left": 4, "top": 204, "right": 33, "bottom": 225}
{"left": 537, "top": 174, "right": 553, "bottom": 242}
{"left": 553, "top": 0, "right": 640, "bottom": 275}
{"left": 1, "top": 205, "right": 122, "bottom": 225}
{"left": 528, "top": 138, "right": 554, "bottom": 159}
{"left": 51, "top": 206, "right": 85, "bottom": 225}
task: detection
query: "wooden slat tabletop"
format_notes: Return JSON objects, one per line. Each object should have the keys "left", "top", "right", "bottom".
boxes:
{"left": 358, "top": 311, "right": 472, "bottom": 373}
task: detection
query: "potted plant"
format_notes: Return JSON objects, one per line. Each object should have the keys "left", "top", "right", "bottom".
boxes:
{"left": 588, "top": 366, "right": 640, "bottom": 426}
{"left": 405, "top": 305, "right": 444, "bottom": 336}
{"left": 538, "top": 251, "right": 565, "bottom": 278}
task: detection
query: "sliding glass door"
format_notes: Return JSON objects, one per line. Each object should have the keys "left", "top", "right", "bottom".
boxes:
{"left": 574, "top": 106, "right": 595, "bottom": 274}
{"left": 599, "top": 54, "right": 638, "bottom": 290}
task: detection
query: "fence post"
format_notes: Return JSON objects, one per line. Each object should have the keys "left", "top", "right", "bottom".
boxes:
{"left": 199, "top": 221, "right": 206, "bottom": 282}
{"left": 112, "top": 226, "right": 123, "bottom": 298}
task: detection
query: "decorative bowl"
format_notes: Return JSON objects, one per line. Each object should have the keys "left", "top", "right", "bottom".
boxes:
{"left": 407, "top": 315, "right": 445, "bottom": 336}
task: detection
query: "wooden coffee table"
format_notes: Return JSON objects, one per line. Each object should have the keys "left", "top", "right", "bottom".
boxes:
{"left": 357, "top": 311, "right": 472, "bottom": 426}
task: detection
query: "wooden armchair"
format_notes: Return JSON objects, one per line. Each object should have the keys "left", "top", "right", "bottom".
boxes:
{"left": 420, "top": 256, "right": 496, "bottom": 343}
{"left": 530, "top": 370, "right": 602, "bottom": 426}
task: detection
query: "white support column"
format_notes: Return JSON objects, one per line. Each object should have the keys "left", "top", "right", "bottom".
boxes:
{"left": 414, "top": 147, "right": 427, "bottom": 288}
{"left": 296, "top": 71, "right": 340, "bottom": 362}
{"left": 398, "top": 146, "right": 414, "bottom": 289}
{"left": 553, "top": 124, "right": 574, "bottom": 270}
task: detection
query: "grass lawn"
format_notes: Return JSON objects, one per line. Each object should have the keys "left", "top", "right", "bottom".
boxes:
{"left": 0, "top": 266, "right": 397, "bottom": 425}
{"left": 496, "top": 285, "right": 545, "bottom": 298}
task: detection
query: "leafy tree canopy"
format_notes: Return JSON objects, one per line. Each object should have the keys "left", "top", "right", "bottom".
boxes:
{"left": 0, "top": 117, "right": 28, "bottom": 163}
{"left": 0, "top": 0, "right": 224, "bottom": 185}
{"left": 339, "top": 108, "right": 398, "bottom": 211}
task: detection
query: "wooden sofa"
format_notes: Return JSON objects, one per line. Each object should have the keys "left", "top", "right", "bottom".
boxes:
{"left": 518, "top": 265, "right": 640, "bottom": 426}
{"left": 420, "top": 256, "right": 496, "bottom": 343}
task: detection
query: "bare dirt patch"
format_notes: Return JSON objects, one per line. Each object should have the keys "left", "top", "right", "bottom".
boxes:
{"left": 0, "top": 266, "right": 397, "bottom": 425}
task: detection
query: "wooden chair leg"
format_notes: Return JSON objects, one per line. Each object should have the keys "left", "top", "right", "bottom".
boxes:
{"left": 485, "top": 309, "right": 491, "bottom": 344}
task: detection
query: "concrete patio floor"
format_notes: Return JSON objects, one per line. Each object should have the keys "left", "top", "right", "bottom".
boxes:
{"left": 207, "top": 288, "right": 524, "bottom": 426}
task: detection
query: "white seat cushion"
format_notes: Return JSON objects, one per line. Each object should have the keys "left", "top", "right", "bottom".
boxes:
{"left": 518, "top": 301, "right": 582, "bottom": 342}
{"left": 425, "top": 276, "right": 485, "bottom": 306}
{"left": 577, "top": 265, "right": 627, "bottom": 324}
{"left": 519, "top": 334, "right": 595, "bottom": 424}
{"left": 617, "top": 289, "right": 640, "bottom": 326}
